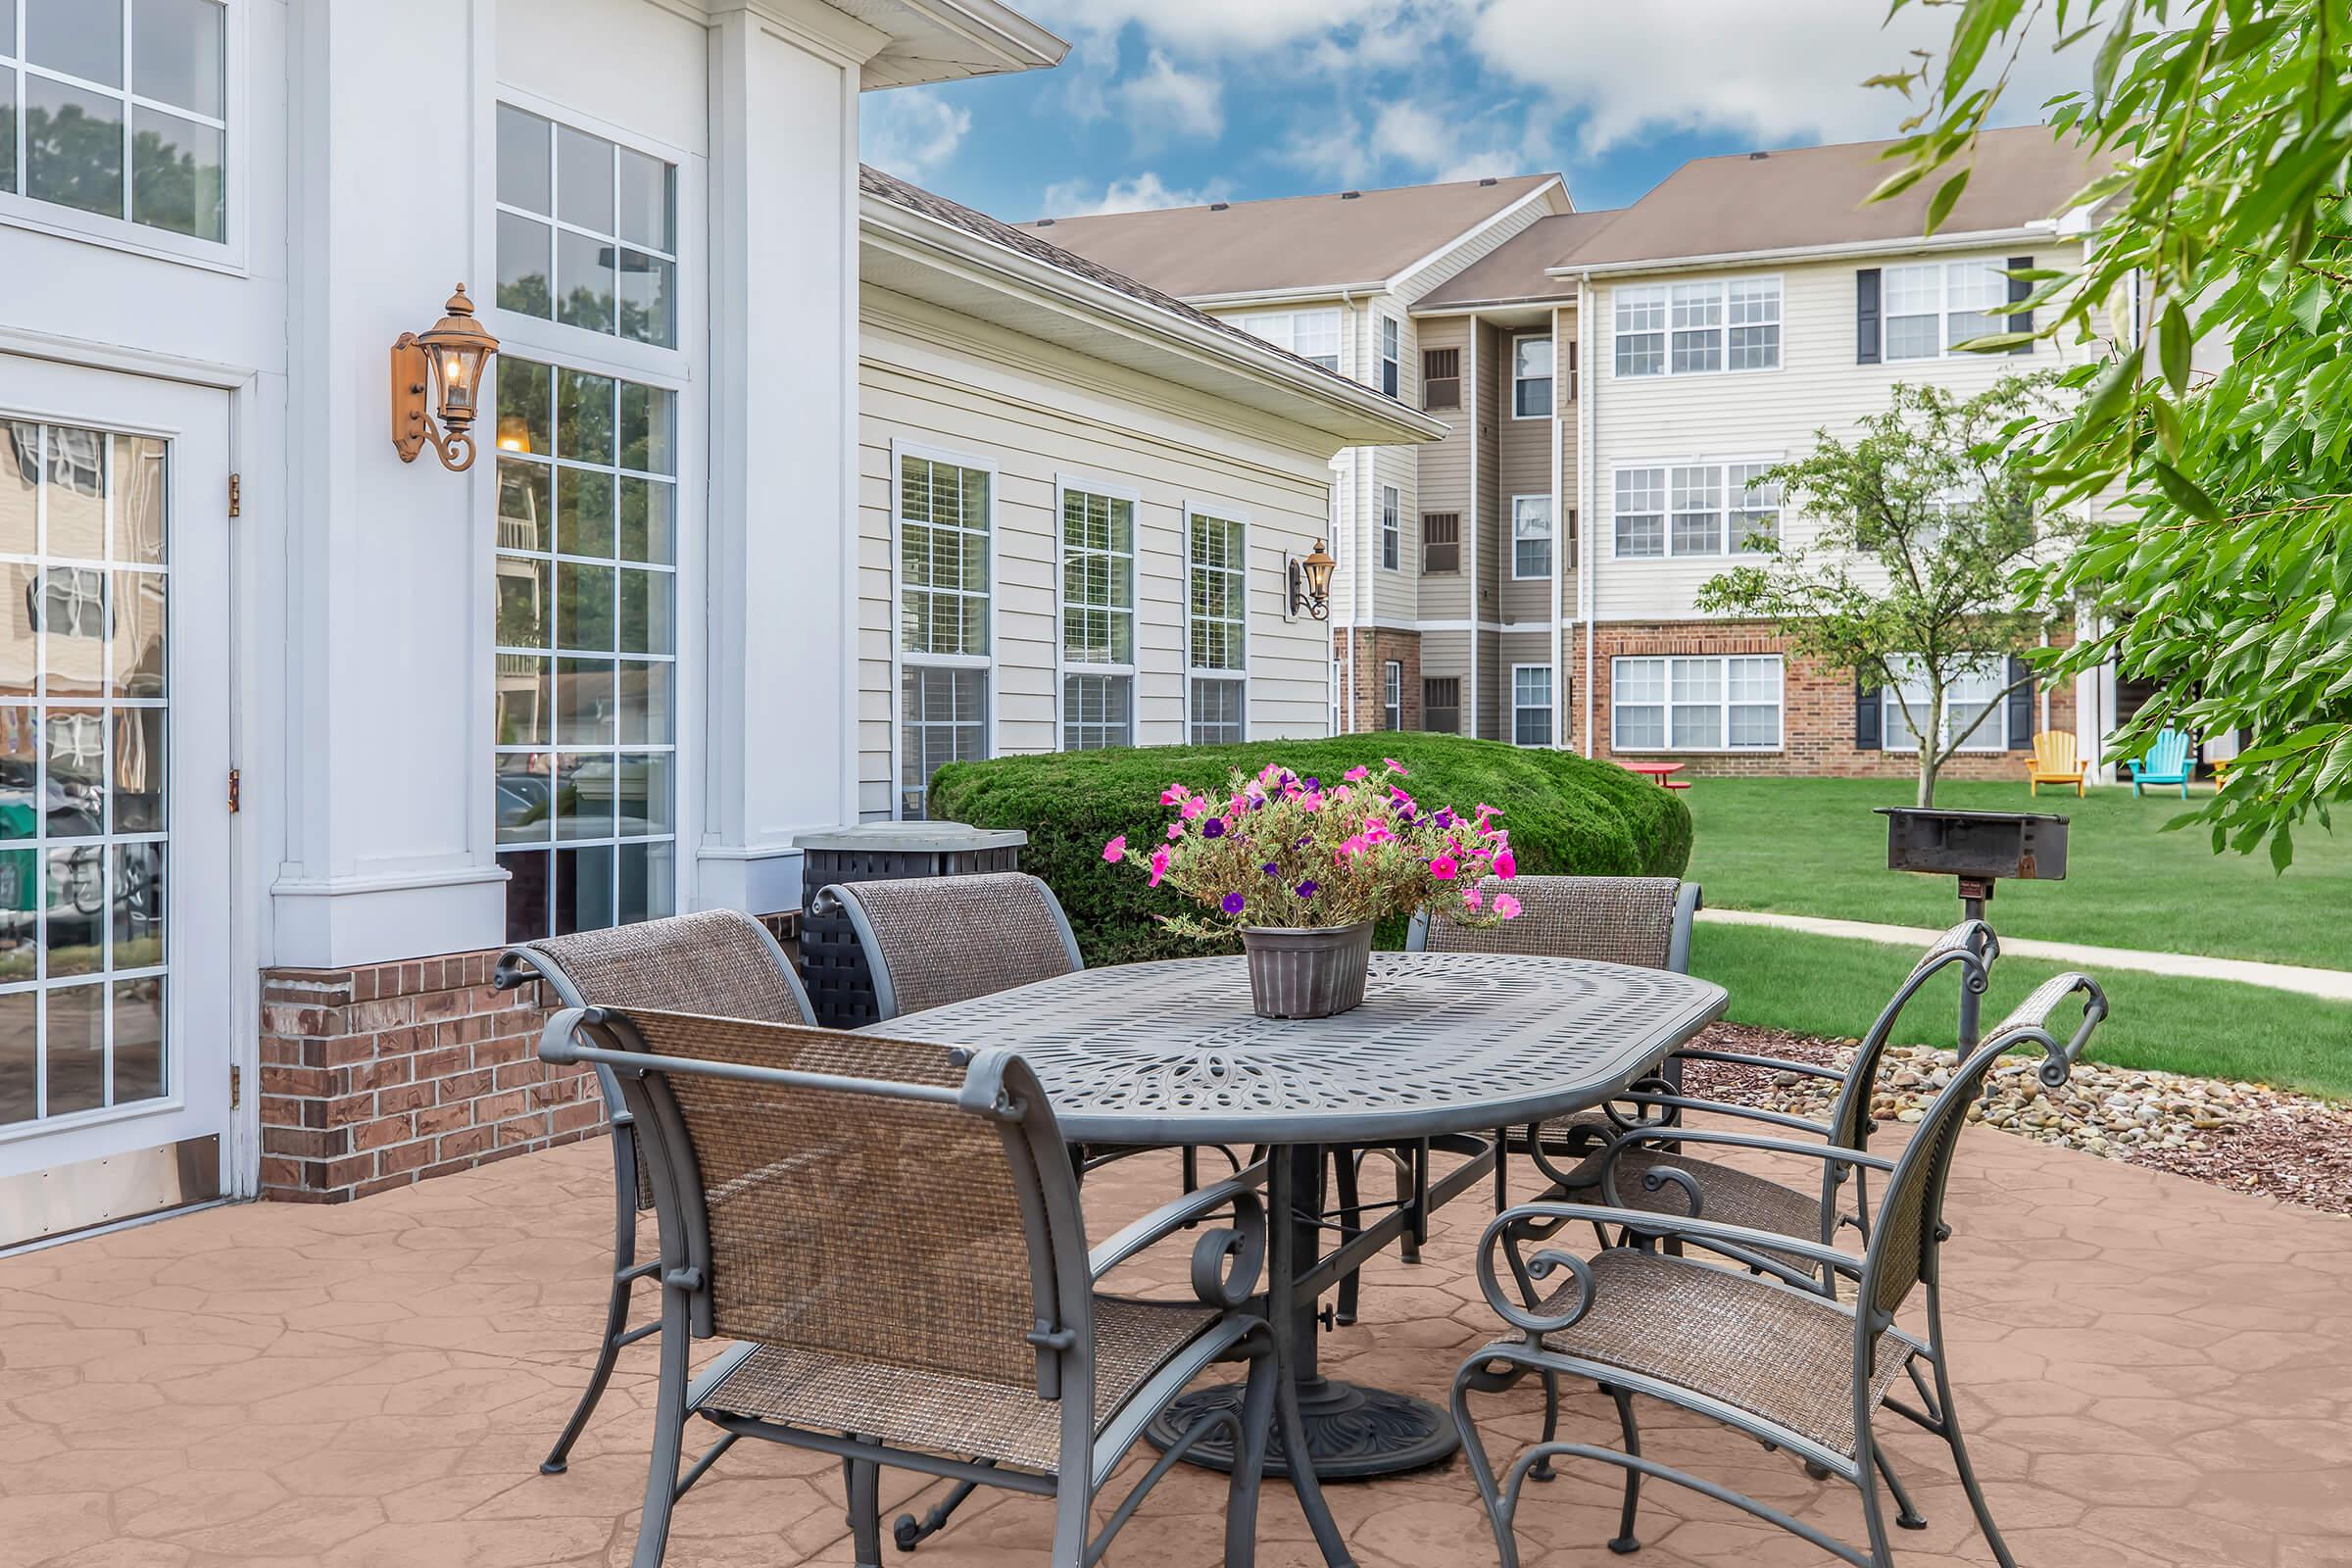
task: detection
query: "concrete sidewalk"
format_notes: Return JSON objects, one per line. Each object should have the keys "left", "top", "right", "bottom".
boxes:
{"left": 1698, "top": 906, "right": 2352, "bottom": 1002}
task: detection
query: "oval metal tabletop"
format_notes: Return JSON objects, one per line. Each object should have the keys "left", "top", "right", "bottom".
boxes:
{"left": 868, "top": 952, "right": 1728, "bottom": 1147}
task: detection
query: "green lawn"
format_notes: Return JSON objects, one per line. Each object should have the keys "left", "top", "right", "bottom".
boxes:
{"left": 1694, "top": 922, "right": 2352, "bottom": 1101}
{"left": 1682, "top": 776, "right": 2352, "bottom": 970}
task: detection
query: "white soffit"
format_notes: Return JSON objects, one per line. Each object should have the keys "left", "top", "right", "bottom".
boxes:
{"left": 829, "top": 0, "right": 1068, "bottom": 87}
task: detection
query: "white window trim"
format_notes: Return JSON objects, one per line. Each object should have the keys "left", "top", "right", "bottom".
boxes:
{"left": 1378, "top": 314, "right": 1402, "bottom": 399}
{"left": 1509, "top": 331, "right": 1553, "bottom": 420}
{"left": 1611, "top": 275, "right": 1784, "bottom": 379}
{"left": 1610, "top": 654, "right": 1786, "bottom": 754}
{"left": 891, "top": 439, "right": 1000, "bottom": 819}
{"left": 1510, "top": 663, "right": 1555, "bottom": 748}
{"left": 1880, "top": 258, "right": 2021, "bottom": 362}
{"left": 1379, "top": 483, "right": 1401, "bottom": 572}
{"left": 1509, "top": 493, "right": 1553, "bottom": 580}
{"left": 1879, "top": 656, "right": 2012, "bottom": 754}
{"left": 1235, "top": 307, "right": 1342, "bottom": 372}
{"left": 0, "top": 0, "right": 250, "bottom": 272}
{"left": 1381, "top": 659, "right": 1402, "bottom": 731}
{"left": 1183, "top": 499, "right": 1250, "bottom": 745}
{"left": 1053, "top": 472, "right": 1140, "bottom": 752}
{"left": 491, "top": 100, "right": 682, "bottom": 359}
{"left": 1609, "top": 456, "right": 1785, "bottom": 560}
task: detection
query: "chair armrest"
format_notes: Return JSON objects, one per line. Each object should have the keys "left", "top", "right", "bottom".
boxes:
{"left": 1609, "top": 1092, "right": 1836, "bottom": 1140}
{"left": 1600, "top": 1124, "right": 1895, "bottom": 1173}
{"left": 1671, "top": 1047, "right": 1846, "bottom": 1084}
{"left": 1088, "top": 1164, "right": 1268, "bottom": 1283}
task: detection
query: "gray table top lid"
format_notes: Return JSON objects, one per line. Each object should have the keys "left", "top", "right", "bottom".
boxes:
{"left": 870, "top": 952, "right": 1729, "bottom": 1146}
{"left": 793, "top": 822, "right": 1028, "bottom": 854}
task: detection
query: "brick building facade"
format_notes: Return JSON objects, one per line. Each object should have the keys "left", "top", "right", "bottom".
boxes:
{"left": 1339, "top": 627, "right": 1424, "bottom": 734}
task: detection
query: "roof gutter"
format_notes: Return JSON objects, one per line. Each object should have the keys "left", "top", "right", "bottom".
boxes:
{"left": 1181, "top": 282, "right": 1390, "bottom": 310}
{"left": 859, "top": 196, "right": 1448, "bottom": 445}
{"left": 1542, "top": 221, "right": 2060, "bottom": 283}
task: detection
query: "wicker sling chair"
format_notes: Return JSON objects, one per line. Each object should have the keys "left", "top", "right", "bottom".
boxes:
{"left": 1452, "top": 970, "right": 2110, "bottom": 1568}
{"left": 493, "top": 909, "right": 814, "bottom": 1476}
{"left": 538, "top": 1004, "right": 1327, "bottom": 1568}
{"left": 1539, "top": 919, "right": 2001, "bottom": 1282}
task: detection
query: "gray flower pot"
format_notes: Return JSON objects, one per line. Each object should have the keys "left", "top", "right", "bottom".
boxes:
{"left": 1240, "top": 921, "right": 1376, "bottom": 1019}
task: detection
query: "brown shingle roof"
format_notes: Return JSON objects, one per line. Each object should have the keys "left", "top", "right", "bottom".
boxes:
{"left": 1417, "top": 212, "right": 1624, "bottom": 308}
{"left": 858, "top": 164, "right": 1361, "bottom": 390}
{"left": 1029, "top": 174, "right": 1563, "bottom": 298}
{"left": 1549, "top": 125, "right": 2104, "bottom": 272}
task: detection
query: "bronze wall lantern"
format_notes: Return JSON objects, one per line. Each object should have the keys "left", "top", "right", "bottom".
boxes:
{"left": 391, "top": 285, "right": 501, "bottom": 471}
{"left": 1288, "top": 537, "right": 1337, "bottom": 620}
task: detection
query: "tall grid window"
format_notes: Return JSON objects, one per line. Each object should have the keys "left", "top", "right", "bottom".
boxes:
{"left": 1511, "top": 495, "right": 1553, "bottom": 578}
{"left": 1, "top": 0, "right": 228, "bottom": 242}
{"left": 1380, "top": 485, "right": 1400, "bottom": 570}
{"left": 496, "top": 103, "right": 677, "bottom": 348}
{"left": 0, "top": 420, "right": 170, "bottom": 1129}
{"left": 899, "top": 454, "right": 991, "bottom": 817}
{"left": 1512, "top": 335, "right": 1553, "bottom": 417}
{"left": 1883, "top": 261, "right": 2012, "bottom": 361}
{"left": 1187, "top": 512, "right": 1246, "bottom": 744}
{"left": 1379, "top": 316, "right": 1401, "bottom": 398}
{"left": 493, "top": 360, "right": 678, "bottom": 941}
{"left": 1381, "top": 660, "right": 1401, "bottom": 731}
{"left": 1060, "top": 485, "right": 1134, "bottom": 751}
{"left": 1615, "top": 278, "right": 1780, "bottom": 374}
{"left": 1883, "top": 656, "right": 2009, "bottom": 752}
{"left": 1613, "top": 656, "right": 1783, "bottom": 751}
{"left": 1513, "top": 665, "right": 1552, "bottom": 747}
{"left": 1616, "top": 462, "right": 1781, "bottom": 558}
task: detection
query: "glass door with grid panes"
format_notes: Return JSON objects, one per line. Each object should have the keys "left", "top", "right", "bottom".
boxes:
{"left": 0, "top": 359, "right": 230, "bottom": 1193}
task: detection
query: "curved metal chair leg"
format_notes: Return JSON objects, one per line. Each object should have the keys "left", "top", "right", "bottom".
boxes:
{"left": 1607, "top": 1386, "right": 1642, "bottom": 1554}
{"left": 1529, "top": 1371, "right": 1560, "bottom": 1483}
{"left": 546, "top": 1127, "right": 644, "bottom": 1476}
{"left": 1395, "top": 1145, "right": 1422, "bottom": 1265}
{"left": 1929, "top": 1327, "right": 2018, "bottom": 1567}
{"left": 1222, "top": 1339, "right": 1280, "bottom": 1568}
{"left": 893, "top": 1476, "right": 981, "bottom": 1551}
{"left": 1451, "top": 1356, "right": 1524, "bottom": 1568}
{"left": 1855, "top": 1431, "right": 1895, "bottom": 1568}
{"left": 1873, "top": 1445, "right": 1927, "bottom": 1530}
{"left": 1333, "top": 1151, "right": 1364, "bottom": 1328}
{"left": 1276, "top": 1363, "right": 1354, "bottom": 1568}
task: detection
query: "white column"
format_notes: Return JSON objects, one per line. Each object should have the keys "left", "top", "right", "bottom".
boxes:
{"left": 696, "top": 6, "right": 879, "bottom": 914}
{"left": 271, "top": 0, "right": 507, "bottom": 967}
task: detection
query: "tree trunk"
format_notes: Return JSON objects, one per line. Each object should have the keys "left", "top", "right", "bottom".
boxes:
{"left": 1917, "top": 755, "right": 1939, "bottom": 808}
{"left": 1917, "top": 685, "right": 1946, "bottom": 808}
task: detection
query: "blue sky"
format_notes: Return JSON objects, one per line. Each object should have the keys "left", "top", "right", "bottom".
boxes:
{"left": 861, "top": 1, "right": 2086, "bottom": 222}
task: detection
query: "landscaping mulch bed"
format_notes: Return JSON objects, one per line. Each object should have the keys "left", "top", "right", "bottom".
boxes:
{"left": 1682, "top": 1020, "right": 2352, "bottom": 1219}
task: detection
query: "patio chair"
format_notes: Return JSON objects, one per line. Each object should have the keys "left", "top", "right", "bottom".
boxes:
{"left": 494, "top": 909, "right": 815, "bottom": 1476}
{"left": 539, "top": 1005, "right": 1332, "bottom": 1568}
{"left": 811, "top": 871, "right": 1083, "bottom": 1021}
{"left": 1535, "top": 919, "right": 2000, "bottom": 1284}
{"left": 1452, "top": 969, "right": 2108, "bottom": 1568}
{"left": 2130, "top": 727, "right": 2193, "bottom": 798}
{"left": 2026, "top": 731, "right": 2086, "bottom": 796}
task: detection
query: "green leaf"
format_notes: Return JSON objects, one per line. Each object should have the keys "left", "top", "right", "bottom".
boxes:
{"left": 2090, "top": 13, "right": 2132, "bottom": 108}
{"left": 2148, "top": 459, "right": 2223, "bottom": 522}
{"left": 2270, "top": 821, "right": 2294, "bottom": 876}
{"left": 2158, "top": 297, "right": 2191, "bottom": 396}
{"left": 1942, "top": 0, "right": 2010, "bottom": 95}
{"left": 1924, "top": 167, "right": 1973, "bottom": 234}
{"left": 2150, "top": 395, "right": 2184, "bottom": 460}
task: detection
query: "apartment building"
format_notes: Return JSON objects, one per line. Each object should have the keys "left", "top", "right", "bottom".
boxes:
{"left": 1041, "top": 127, "right": 2114, "bottom": 780}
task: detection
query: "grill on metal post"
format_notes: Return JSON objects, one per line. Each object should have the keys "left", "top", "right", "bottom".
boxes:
{"left": 1875, "top": 808, "right": 2071, "bottom": 1048}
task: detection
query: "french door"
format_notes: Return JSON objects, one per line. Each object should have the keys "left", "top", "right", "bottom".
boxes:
{"left": 0, "top": 357, "right": 232, "bottom": 1246}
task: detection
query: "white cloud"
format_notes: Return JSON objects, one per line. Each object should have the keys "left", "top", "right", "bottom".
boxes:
{"left": 1022, "top": 0, "right": 1402, "bottom": 54}
{"left": 1039, "top": 171, "right": 1232, "bottom": 217}
{"left": 1461, "top": 0, "right": 2085, "bottom": 155}
{"left": 1125, "top": 50, "right": 1225, "bottom": 145}
{"left": 859, "top": 87, "right": 972, "bottom": 180}
{"left": 1276, "top": 111, "right": 1376, "bottom": 186}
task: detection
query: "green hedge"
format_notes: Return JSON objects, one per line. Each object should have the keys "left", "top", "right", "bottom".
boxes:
{"left": 926, "top": 735, "right": 1692, "bottom": 966}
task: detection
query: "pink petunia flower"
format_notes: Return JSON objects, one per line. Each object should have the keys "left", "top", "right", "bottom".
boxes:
{"left": 1166, "top": 821, "right": 1184, "bottom": 840}
{"left": 1148, "top": 846, "right": 1172, "bottom": 888}
{"left": 1463, "top": 886, "right": 1483, "bottom": 910}
{"left": 1383, "top": 758, "right": 1407, "bottom": 775}
{"left": 1430, "top": 855, "right": 1459, "bottom": 881}
{"left": 1180, "top": 798, "right": 1206, "bottom": 820}
{"left": 1161, "top": 785, "right": 1190, "bottom": 805}
{"left": 1493, "top": 849, "right": 1517, "bottom": 879}
{"left": 1102, "top": 836, "right": 1127, "bottom": 863}
{"left": 1493, "top": 893, "right": 1522, "bottom": 920}
{"left": 1343, "top": 765, "right": 1370, "bottom": 782}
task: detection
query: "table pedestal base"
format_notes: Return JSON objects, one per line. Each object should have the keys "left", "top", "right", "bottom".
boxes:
{"left": 1144, "top": 1375, "right": 1459, "bottom": 1479}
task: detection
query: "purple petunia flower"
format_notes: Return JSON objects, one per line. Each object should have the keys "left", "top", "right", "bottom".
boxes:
{"left": 1302, "top": 776, "right": 1321, "bottom": 791}
{"left": 1295, "top": 879, "right": 1319, "bottom": 898}
{"left": 1221, "top": 891, "right": 1247, "bottom": 915}
{"left": 1263, "top": 861, "right": 1280, "bottom": 875}
{"left": 1202, "top": 818, "right": 1225, "bottom": 839}
{"left": 1433, "top": 808, "right": 1453, "bottom": 830}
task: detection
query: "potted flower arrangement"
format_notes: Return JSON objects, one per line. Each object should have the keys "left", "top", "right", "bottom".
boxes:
{"left": 1102, "top": 759, "right": 1520, "bottom": 1019}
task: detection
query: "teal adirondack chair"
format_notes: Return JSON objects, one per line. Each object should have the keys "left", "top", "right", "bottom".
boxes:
{"left": 2130, "top": 728, "right": 2194, "bottom": 798}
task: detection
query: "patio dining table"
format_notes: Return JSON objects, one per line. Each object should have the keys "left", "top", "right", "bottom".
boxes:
{"left": 869, "top": 949, "right": 1728, "bottom": 1515}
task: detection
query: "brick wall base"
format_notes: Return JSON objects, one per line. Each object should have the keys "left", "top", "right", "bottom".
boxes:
{"left": 1337, "top": 627, "right": 1422, "bottom": 733}
{"left": 1584, "top": 620, "right": 2077, "bottom": 780}
{"left": 258, "top": 914, "right": 796, "bottom": 1203}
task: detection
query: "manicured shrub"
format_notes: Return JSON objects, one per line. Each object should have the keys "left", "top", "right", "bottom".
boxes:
{"left": 926, "top": 735, "right": 1691, "bottom": 966}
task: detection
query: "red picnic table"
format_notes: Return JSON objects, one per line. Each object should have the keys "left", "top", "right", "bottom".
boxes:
{"left": 1620, "top": 760, "right": 1691, "bottom": 791}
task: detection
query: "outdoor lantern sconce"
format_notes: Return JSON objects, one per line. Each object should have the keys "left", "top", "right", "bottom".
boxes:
{"left": 1288, "top": 537, "right": 1337, "bottom": 620}
{"left": 391, "top": 285, "right": 500, "bottom": 471}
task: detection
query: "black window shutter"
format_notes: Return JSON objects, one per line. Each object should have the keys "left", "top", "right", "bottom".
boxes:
{"left": 2006, "top": 656, "right": 2035, "bottom": 748}
{"left": 2006, "top": 255, "right": 2034, "bottom": 354}
{"left": 1856, "top": 679, "right": 1883, "bottom": 749}
{"left": 1856, "top": 269, "right": 1882, "bottom": 365}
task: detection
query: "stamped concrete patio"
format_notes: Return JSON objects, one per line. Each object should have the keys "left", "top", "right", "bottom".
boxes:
{"left": 5, "top": 1121, "right": 2350, "bottom": 1568}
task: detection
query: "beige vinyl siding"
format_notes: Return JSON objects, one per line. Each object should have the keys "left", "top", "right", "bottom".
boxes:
{"left": 1590, "top": 242, "right": 2087, "bottom": 622}
{"left": 1474, "top": 320, "right": 1503, "bottom": 645}
{"left": 1476, "top": 629, "right": 1504, "bottom": 740}
{"left": 1410, "top": 316, "right": 1474, "bottom": 622}
{"left": 1554, "top": 302, "right": 1580, "bottom": 621}
{"left": 1388, "top": 181, "right": 1572, "bottom": 301}
{"left": 858, "top": 290, "right": 1340, "bottom": 818}
{"left": 1496, "top": 324, "right": 1556, "bottom": 625}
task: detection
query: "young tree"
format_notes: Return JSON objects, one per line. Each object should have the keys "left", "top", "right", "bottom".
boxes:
{"left": 1696, "top": 376, "right": 2073, "bottom": 807}
{"left": 1870, "top": 0, "right": 2352, "bottom": 866}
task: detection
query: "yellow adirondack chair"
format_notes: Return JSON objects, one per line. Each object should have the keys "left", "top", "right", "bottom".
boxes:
{"left": 2027, "top": 731, "right": 2085, "bottom": 796}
